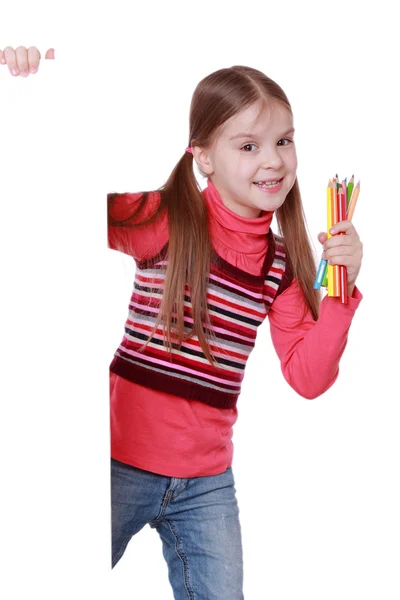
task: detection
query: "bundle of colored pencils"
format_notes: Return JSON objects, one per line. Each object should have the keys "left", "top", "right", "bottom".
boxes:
{"left": 313, "top": 174, "right": 360, "bottom": 304}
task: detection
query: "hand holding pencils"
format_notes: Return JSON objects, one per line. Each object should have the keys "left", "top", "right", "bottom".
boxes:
{"left": 314, "top": 174, "right": 361, "bottom": 303}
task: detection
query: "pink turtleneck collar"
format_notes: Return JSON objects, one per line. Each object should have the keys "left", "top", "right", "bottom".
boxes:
{"left": 202, "top": 177, "right": 274, "bottom": 256}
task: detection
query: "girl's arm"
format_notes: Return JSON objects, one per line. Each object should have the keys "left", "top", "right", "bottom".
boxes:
{"left": 268, "top": 278, "right": 363, "bottom": 399}
{"left": 108, "top": 191, "right": 169, "bottom": 260}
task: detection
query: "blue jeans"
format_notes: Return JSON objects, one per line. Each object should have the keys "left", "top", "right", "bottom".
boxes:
{"left": 111, "top": 458, "right": 244, "bottom": 599}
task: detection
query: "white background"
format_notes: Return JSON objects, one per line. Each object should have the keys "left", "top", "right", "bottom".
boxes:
{"left": 1, "top": 1, "right": 399, "bottom": 598}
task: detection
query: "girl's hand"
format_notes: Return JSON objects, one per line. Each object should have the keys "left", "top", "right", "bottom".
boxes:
{"left": 318, "top": 220, "right": 363, "bottom": 297}
{"left": 0, "top": 46, "right": 55, "bottom": 77}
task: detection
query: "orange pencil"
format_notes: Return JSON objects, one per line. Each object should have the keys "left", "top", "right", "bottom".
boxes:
{"left": 347, "top": 180, "right": 360, "bottom": 220}
{"left": 327, "top": 182, "right": 335, "bottom": 296}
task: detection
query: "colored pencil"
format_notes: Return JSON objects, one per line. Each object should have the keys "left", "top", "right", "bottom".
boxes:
{"left": 331, "top": 184, "right": 340, "bottom": 297}
{"left": 314, "top": 257, "right": 328, "bottom": 289}
{"left": 347, "top": 180, "right": 360, "bottom": 220}
{"left": 338, "top": 183, "right": 348, "bottom": 304}
{"left": 321, "top": 258, "right": 328, "bottom": 287}
{"left": 346, "top": 175, "right": 354, "bottom": 210}
{"left": 313, "top": 179, "right": 330, "bottom": 290}
{"left": 327, "top": 182, "right": 335, "bottom": 296}
{"left": 321, "top": 178, "right": 332, "bottom": 288}
{"left": 342, "top": 179, "right": 347, "bottom": 207}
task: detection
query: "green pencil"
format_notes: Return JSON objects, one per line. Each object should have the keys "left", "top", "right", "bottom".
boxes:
{"left": 321, "top": 262, "right": 328, "bottom": 287}
{"left": 346, "top": 175, "right": 354, "bottom": 211}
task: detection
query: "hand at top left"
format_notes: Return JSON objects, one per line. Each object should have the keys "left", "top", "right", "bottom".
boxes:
{"left": 0, "top": 46, "right": 55, "bottom": 77}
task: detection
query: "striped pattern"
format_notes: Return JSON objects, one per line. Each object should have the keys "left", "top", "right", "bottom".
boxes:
{"left": 110, "top": 229, "right": 293, "bottom": 409}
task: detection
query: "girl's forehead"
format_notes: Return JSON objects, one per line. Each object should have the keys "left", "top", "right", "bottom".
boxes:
{"left": 220, "top": 102, "right": 293, "bottom": 138}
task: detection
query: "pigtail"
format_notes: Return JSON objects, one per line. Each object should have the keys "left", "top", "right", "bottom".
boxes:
{"left": 137, "top": 152, "right": 221, "bottom": 367}
{"left": 276, "top": 178, "right": 320, "bottom": 322}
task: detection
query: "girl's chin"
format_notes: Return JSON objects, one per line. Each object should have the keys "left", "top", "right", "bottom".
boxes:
{"left": 252, "top": 183, "right": 288, "bottom": 208}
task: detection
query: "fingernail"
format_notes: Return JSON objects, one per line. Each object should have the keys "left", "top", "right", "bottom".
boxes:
{"left": 330, "top": 227, "right": 335, "bottom": 234}
{"left": 1, "top": 58, "right": 6, "bottom": 64}
{"left": 12, "top": 68, "right": 19, "bottom": 75}
{"left": 30, "top": 66, "right": 37, "bottom": 73}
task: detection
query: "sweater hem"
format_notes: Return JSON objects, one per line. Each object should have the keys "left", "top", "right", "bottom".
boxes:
{"left": 110, "top": 356, "right": 240, "bottom": 409}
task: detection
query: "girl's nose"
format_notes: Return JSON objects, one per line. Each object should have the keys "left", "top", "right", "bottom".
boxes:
{"left": 259, "top": 147, "right": 284, "bottom": 169}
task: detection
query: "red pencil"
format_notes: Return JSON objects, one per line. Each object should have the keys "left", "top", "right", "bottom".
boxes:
{"left": 338, "top": 183, "right": 347, "bottom": 304}
{"left": 332, "top": 185, "right": 340, "bottom": 297}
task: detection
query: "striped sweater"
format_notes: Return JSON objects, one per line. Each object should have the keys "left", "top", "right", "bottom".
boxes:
{"left": 110, "top": 228, "right": 293, "bottom": 409}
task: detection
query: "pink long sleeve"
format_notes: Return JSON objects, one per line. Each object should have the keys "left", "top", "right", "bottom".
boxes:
{"left": 107, "top": 191, "right": 168, "bottom": 259}
{"left": 268, "top": 279, "right": 363, "bottom": 399}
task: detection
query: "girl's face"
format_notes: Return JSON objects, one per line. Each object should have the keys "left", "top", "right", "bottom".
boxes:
{"left": 196, "top": 101, "right": 298, "bottom": 218}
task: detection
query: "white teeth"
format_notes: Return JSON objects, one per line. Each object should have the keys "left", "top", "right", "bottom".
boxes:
{"left": 254, "top": 180, "right": 280, "bottom": 187}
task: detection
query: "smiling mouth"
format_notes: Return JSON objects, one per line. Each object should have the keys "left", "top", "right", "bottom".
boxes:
{"left": 253, "top": 178, "right": 283, "bottom": 188}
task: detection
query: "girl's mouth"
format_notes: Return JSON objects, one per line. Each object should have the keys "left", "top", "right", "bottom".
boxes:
{"left": 253, "top": 177, "right": 284, "bottom": 193}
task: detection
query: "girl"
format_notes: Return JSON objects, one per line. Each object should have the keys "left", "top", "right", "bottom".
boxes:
{"left": 4, "top": 48, "right": 363, "bottom": 600}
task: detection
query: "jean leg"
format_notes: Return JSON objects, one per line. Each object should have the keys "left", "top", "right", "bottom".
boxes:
{"left": 150, "top": 467, "right": 244, "bottom": 600}
{"left": 111, "top": 458, "right": 171, "bottom": 568}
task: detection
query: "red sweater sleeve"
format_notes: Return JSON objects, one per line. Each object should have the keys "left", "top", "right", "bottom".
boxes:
{"left": 107, "top": 191, "right": 168, "bottom": 260}
{"left": 268, "top": 279, "right": 363, "bottom": 399}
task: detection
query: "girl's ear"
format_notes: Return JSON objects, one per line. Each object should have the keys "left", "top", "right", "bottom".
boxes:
{"left": 193, "top": 146, "right": 214, "bottom": 175}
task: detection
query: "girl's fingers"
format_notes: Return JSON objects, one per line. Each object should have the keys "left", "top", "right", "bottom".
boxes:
{"left": 323, "top": 240, "right": 363, "bottom": 260}
{"left": 323, "top": 246, "right": 356, "bottom": 260}
{"left": 0, "top": 46, "right": 48, "bottom": 76}
{"left": 324, "top": 236, "right": 358, "bottom": 251}
{"left": 329, "top": 219, "right": 358, "bottom": 236}
{"left": 325, "top": 254, "right": 360, "bottom": 267}
{"left": 27, "top": 46, "right": 41, "bottom": 73}
{"left": 3, "top": 46, "right": 19, "bottom": 75}
{"left": 15, "top": 46, "right": 29, "bottom": 77}
{"left": 0, "top": 45, "right": 53, "bottom": 76}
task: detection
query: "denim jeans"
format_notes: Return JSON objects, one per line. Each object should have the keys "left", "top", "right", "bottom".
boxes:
{"left": 111, "top": 458, "right": 244, "bottom": 599}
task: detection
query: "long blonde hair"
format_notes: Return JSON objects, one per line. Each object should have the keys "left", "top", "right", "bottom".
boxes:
{"left": 108, "top": 66, "right": 320, "bottom": 367}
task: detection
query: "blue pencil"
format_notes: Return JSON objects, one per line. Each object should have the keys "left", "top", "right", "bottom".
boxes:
{"left": 313, "top": 257, "right": 328, "bottom": 289}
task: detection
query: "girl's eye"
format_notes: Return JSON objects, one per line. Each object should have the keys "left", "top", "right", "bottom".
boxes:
{"left": 241, "top": 139, "right": 294, "bottom": 152}
{"left": 278, "top": 138, "right": 293, "bottom": 146}
{"left": 241, "top": 143, "right": 257, "bottom": 152}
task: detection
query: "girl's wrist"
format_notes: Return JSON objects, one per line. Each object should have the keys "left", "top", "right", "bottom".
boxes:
{"left": 347, "top": 282, "right": 355, "bottom": 297}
